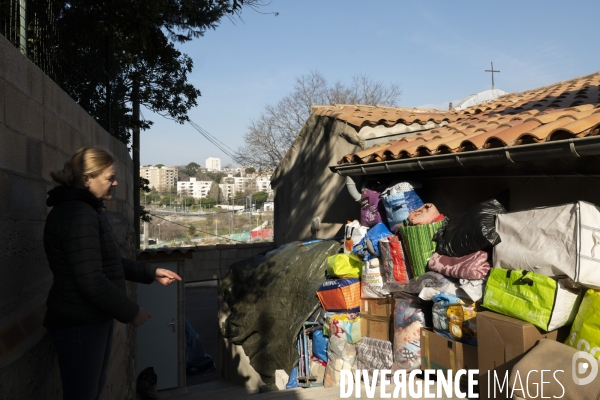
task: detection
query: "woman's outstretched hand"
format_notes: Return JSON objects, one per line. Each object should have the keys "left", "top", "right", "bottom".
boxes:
{"left": 132, "top": 307, "right": 152, "bottom": 327}
{"left": 155, "top": 268, "right": 182, "bottom": 286}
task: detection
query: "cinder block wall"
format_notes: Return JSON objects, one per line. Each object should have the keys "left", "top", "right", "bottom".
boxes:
{"left": 0, "top": 35, "right": 136, "bottom": 399}
{"left": 183, "top": 242, "right": 276, "bottom": 282}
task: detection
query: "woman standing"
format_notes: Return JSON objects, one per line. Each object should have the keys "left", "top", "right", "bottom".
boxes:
{"left": 43, "top": 147, "right": 180, "bottom": 400}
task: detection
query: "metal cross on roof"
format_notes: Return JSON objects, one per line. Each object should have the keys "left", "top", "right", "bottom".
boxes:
{"left": 485, "top": 62, "right": 500, "bottom": 90}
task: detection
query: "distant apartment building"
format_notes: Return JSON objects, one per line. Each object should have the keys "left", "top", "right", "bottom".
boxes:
{"left": 177, "top": 177, "right": 213, "bottom": 199}
{"left": 141, "top": 166, "right": 178, "bottom": 192}
{"left": 255, "top": 176, "right": 272, "bottom": 194}
{"left": 218, "top": 175, "right": 246, "bottom": 200}
{"left": 218, "top": 174, "right": 273, "bottom": 199}
{"left": 205, "top": 157, "right": 221, "bottom": 171}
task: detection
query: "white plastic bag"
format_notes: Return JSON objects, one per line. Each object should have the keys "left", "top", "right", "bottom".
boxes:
{"left": 361, "top": 258, "right": 389, "bottom": 299}
{"left": 344, "top": 220, "right": 368, "bottom": 255}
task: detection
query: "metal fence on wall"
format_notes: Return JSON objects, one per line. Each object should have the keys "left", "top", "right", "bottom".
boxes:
{"left": 0, "top": 0, "right": 129, "bottom": 144}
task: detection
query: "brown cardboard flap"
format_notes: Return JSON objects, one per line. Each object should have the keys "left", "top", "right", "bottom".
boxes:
{"left": 421, "top": 328, "right": 478, "bottom": 373}
{"left": 477, "top": 311, "right": 572, "bottom": 400}
{"left": 360, "top": 314, "right": 392, "bottom": 341}
{"left": 360, "top": 297, "right": 393, "bottom": 317}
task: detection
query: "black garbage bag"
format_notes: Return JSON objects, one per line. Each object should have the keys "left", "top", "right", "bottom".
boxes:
{"left": 221, "top": 240, "right": 341, "bottom": 385}
{"left": 433, "top": 199, "right": 506, "bottom": 257}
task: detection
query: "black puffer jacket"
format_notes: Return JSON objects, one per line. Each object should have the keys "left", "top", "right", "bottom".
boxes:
{"left": 43, "top": 185, "right": 156, "bottom": 328}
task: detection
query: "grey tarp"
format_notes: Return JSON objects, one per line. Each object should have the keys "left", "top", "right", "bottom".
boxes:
{"left": 221, "top": 240, "right": 341, "bottom": 385}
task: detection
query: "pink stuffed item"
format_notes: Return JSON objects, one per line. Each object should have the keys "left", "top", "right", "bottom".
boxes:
{"left": 427, "top": 251, "right": 491, "bottom": 280}
{"left": 408, "top": 203, "right": 441, "bottom": 226}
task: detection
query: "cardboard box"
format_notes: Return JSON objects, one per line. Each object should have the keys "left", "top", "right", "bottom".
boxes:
{"left": 360, "top": 297, "right": 393, "bottom": 317}
{"left": 360, "top": 314, "right": 393, "bottom": 341}
{"left": 477, "top": 311, "right": 571, "bottom": 400}
{"left": 421, "top": 328, "right": 478, "bottom": 373}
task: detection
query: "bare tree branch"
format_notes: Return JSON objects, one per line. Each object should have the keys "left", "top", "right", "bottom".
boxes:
{"left": 235, "top": 70, "right": 401, "bottom": 170}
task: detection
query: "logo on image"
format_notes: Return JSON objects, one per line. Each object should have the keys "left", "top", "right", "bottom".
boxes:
{"left": 572, "top": 351, "right": 599, "bottom": 386}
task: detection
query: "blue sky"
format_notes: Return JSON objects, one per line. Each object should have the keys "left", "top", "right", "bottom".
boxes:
{"left": 141, "top": 1, "right": 600, "bottom": 167}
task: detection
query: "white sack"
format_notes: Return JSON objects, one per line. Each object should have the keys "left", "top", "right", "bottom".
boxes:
{"left": 494, "top": 201, "right": 600, "bottom": 288}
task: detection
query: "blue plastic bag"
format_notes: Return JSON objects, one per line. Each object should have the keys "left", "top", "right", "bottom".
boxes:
{"left": 286, "top": 366, "right": 299, "bottom": 389}
{"left": 312, "top": 329, "right": 329, "bottom": 362}
{"left": 353, "top": 222, "right": 392, "bottom": 261}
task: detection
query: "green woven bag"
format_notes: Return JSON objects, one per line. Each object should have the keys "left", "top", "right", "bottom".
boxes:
{"left": 398, "top": 219, "right": 445, "bottom": 277}
{"left": 483, "top": 268, "right": 582, "bottom": 331}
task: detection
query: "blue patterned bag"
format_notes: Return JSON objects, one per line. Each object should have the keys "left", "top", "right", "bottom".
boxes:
{"left": 381, "top": 183, "right": 424, "bottom": 231}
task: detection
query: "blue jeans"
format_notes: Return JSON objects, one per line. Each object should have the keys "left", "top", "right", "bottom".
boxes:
{"left": 48, "top": 320, "right": 114, "bottom": 400}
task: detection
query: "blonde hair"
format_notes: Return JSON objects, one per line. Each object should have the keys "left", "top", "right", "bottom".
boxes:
{"left": 51, "top": 147, "right": 115, "bottom": 186}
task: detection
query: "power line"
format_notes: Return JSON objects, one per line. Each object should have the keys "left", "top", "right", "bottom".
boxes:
{"left": 189, "top": 120, "right": 237, "bottom": 155}
{"left": 187, "top": 119, "right": 246, "bottom": 165}
{"left": 149, "top": 109, "right": 243, "bottom": 165}
{"left": 188, "top": 120, "right": 237, "bottom": 161}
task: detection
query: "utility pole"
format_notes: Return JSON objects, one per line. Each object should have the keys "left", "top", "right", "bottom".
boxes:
{"left": 132, "top": 76, "right": 141, "bottom": 248}
{"left": 246, "top": 195, "right": 252, "bottom": 242}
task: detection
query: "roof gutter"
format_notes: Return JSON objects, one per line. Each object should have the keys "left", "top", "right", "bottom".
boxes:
{"left": 329, "top": 136, "right": 600, "bottom": 177}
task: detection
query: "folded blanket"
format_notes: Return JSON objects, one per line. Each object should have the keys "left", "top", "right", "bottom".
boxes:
{"left": 427, "top": 251, "right": 491, "bottom": 280}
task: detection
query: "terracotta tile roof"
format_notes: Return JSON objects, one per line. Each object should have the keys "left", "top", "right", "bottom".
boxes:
{"left": 334, "top": 72, "right": 600, "bottom": 165}
{"left": 312, "top": 105, "right": 458, "bottom": 128}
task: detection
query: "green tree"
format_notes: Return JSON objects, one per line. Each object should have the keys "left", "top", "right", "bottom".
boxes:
{"left": 200, "top": 197, "right": 217, "bottom": 208}
{"left": 183, "top": 196, "right": 196, "bottom": 205}
{"left": 206, "top": 172, "right": 226, "bottom": 183}
{"left": 37, "top": 0, "right": 273, "bottom": 144}
{"left": 184, "top": 162, "right": 201, "bottom": 177}
{"left": 148, "top": 193, "right": 161, "bottom": 203}
{"left": 154, "top": 164, "right": 165, "bottom": 169}
{"left": 160, "top": 195, "right": 176, "bottom": 206}
{"left": 234, "top": 191, "right": 246, "bottom": 206}
{"left": 188, "top": 225, "right": 197, "bottom": 237}
{"left": 252, "top": 191, "right": 268, "bottom": 204}
{"left": 245, "top": 167, "right": 256, "bottom": 174}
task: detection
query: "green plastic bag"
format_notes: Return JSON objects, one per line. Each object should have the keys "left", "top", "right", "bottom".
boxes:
{"left": 398, "top": 219, "right": 445, "bottom": 277}
{"left": 483, "top": 268, "right": 581, "bottom": 331}
{"left": 566, "top": 289, "right": 600, "bottom": 357}
{"left": 327, "top": 253, "right": 362, "bottom": 278}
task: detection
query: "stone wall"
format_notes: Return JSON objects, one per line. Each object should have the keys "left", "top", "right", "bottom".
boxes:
{"left": 0, "top": 35, "right": 136, "bottom": 399}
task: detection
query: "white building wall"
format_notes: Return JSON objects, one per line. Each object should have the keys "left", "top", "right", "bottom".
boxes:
{"left": 205, "top": 157, "right": 221, "bottom": 171}
{"left": 219, "top": 183, "right": 236, "bottom": 200}
{"left": 256, "top": 177, "right": 272, "bottom": 194}
{"left": 177, "top": 177, "right": 213, "bottom": 198}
